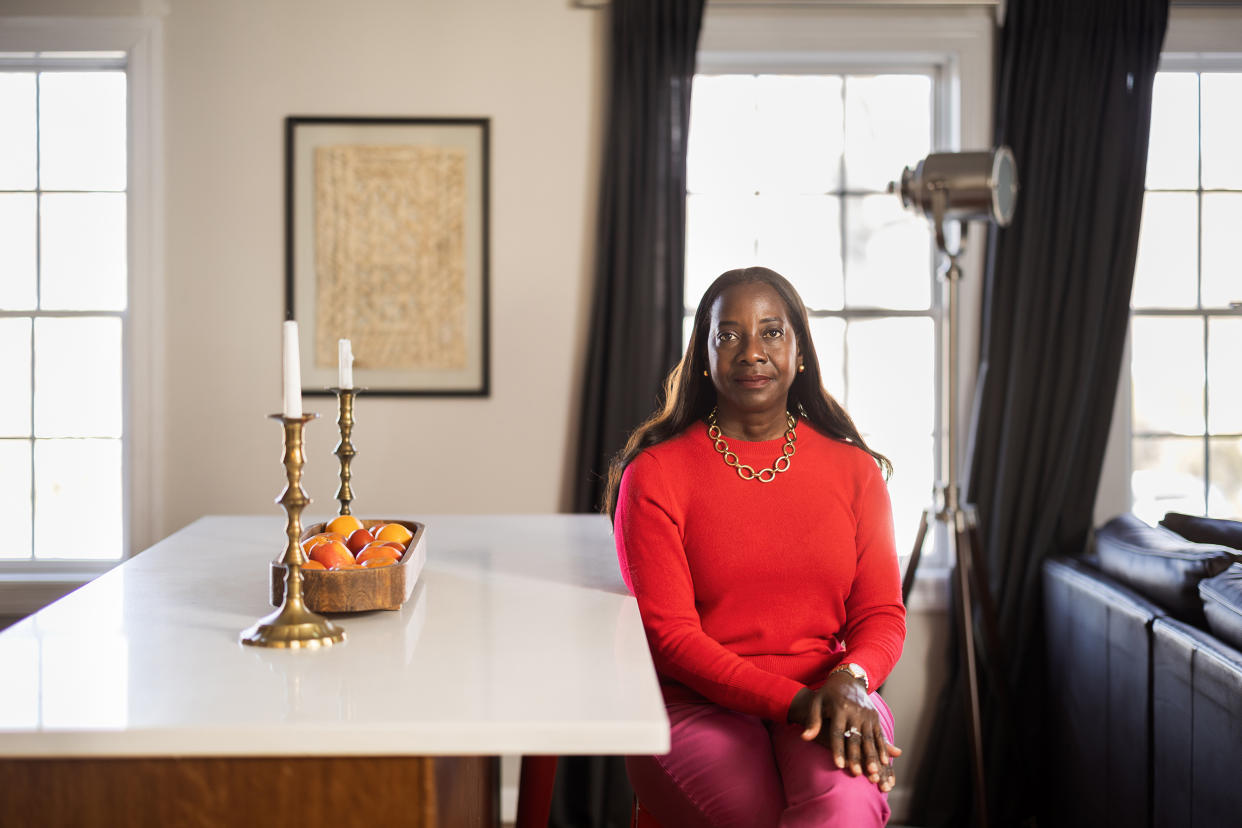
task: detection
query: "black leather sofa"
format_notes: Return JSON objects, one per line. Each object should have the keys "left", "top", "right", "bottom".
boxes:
{"left": 1042, "top": 512, "right": 1242, "bottom": 828}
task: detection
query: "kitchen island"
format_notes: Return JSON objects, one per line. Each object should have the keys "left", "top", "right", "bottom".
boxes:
{"left": 0, "top": 514, "right": 668, "bottom": 827}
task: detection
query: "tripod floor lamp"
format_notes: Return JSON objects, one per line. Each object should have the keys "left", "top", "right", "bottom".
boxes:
{"left": 891, "top": 147, "right": 1018, "bottom": 828}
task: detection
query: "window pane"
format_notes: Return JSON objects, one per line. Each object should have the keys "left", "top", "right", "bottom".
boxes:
{"left": 756, "top": 75, "right": 842, "bottom": 194}
{"left": 0, "top": 193, "right": 37, "bottom": 310}
{"left": 685, "top": 70, "right": 939, "bottom": 566}
{"left": 844, "top": 194, "right": 932, "bottom": 309}
{"left": 34, "top": 316, "right": 123, "bottom": 439}
{"left": 1208, "top": 317, "right": 1242, "bottom": 435}
{"left": 1145, "top": 73, "right": 1199, "bottom": 190}
{"left": 846, "top": 317, "right": 935, "bottom": 436}
{"left": 843, "top": 75, "right": 932, "bottom": 192}
{"left": 871, "top": 432, "right": 933, "bottom": 567}
{"left": 685, "top": 194, "right": 757, "bottom": 305}
{"left": 34, "top": 438, "right": 122, "bottom": 560}
{"left": 756, "top": 194, "right": 843, "bottom": 311}
{"left": 808, "top": 316, "right": 846, "bottom": 402}
{"left": 1201, "top": 73, "right": 1242, "bottom": 190}
{"left": 687, "top": 75, "right": 758, "bottom": 195}
{"left": 1201, "top": 193, "right": 1242, "bottom": 309}
{"left": 1132, "top": 193, "right": 1198, "bottom": 309}
{"left": 0, "top": 440, "right": 32, "bottom": 560}
{"left": 0, "top": 72, "right": 36, "bottom": 190}
{"left": 0, "top": 318, "right": 32, "bottom": 437}
{"left": 39, "top": 193, "right": 127, "bottom": 311}
{"left": 1131, "top": 436, "right": 1205, "bottom": 525}
{"left": 1209, "top": 437, "right": 1242, "bottom": 519}
{"left": 1131, "top": 316, "right": 1204, "bottom": 434}
{"left": 38, "top": 71, "right": 127, "bottom": 192}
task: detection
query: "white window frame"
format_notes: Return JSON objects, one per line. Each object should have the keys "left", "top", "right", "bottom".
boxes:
{"left": 696, "top": 4, "right": 993, "bottom": 609}
{"left": 1095, "top": 6, "right": 1242, "bottom": 528}
{"left": 0, "top": 16, "right": 164, "bottom": 616}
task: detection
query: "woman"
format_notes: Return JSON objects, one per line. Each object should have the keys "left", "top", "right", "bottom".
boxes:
{"left": 607, "top": 267, "right": 906, "bottom": 827}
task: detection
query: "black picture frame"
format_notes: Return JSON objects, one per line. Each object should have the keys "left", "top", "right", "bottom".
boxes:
{"left": 284, "top": 116, "right": 490, "bottom": 397}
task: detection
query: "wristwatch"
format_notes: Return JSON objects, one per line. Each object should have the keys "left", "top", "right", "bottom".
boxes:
{"left": 832, "top": 662, "right": 868, "bottom": 690}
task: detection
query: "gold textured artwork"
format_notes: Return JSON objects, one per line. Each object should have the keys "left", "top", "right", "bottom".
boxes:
{"left": 313, "top": 144, "right": 468, "bottom": 372}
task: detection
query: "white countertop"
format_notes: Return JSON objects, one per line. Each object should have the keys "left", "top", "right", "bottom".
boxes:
{"left": 0, "top": 515, "right": 669, "bottom": 758}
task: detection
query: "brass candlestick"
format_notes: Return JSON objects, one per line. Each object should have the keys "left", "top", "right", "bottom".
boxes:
{"left": 241, "top": 413, "right": 346, "bottom": 649}
{"left": 330, "top": 387, "right": 360, "bottom": 516}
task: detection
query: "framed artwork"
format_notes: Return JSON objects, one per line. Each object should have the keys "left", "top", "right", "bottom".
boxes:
{"left": 285, "top": 116, "right": 490, "bottom": 396}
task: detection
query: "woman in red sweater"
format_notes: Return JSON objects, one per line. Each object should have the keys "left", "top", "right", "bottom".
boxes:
{"left": 607, "top": 267, "right": 906, "bottom": 827}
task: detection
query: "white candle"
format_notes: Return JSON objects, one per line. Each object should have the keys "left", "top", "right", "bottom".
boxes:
{"left": 282, "top": 320, "right": 303, "bottom": 418}
{"left": 338, "top": 338, "right": 353, "bottom": 389}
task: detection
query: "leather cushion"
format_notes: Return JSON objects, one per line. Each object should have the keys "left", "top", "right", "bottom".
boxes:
{"left": 1200, "top": 563, "right": 1242, "bottom": 652}
{"left": 1160, "top": 512, "right": 1242, "bottom": 551}
{"left": 1042, "top": 557, "right": 1163, "bottom": 828}
{"left": 1095, "top": 513, "right": 1239, "bottom": 624}
{"left": 1151, "top": 618, "right": 1242, "bottom": 826}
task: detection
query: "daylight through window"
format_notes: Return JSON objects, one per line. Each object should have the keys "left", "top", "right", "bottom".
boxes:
{"left": 685, "top": 73, "right": 938, "bottom": 560}
{"left": 0, "top": 53, "right": 128, "bottom": 561}
{"left": 1130, "top": 69, "right": 1242, "bottom": 525}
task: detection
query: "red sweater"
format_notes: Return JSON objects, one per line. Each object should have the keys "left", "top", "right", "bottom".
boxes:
{"left": 615, "top": 421, "right": 906, "bottom": 723}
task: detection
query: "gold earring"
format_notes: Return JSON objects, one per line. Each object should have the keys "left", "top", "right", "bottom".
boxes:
{"left": 798, "top": 364, "right": 805, "bottom": 373}
{"left": 703, "top": 369, "right": 709, "bottom": 377}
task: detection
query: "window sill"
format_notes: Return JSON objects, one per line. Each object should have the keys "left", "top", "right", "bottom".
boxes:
{"left": 906, "top": 566, "right": 951, "bottom": 613}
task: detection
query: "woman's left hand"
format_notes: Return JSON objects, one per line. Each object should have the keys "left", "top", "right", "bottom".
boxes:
{"left": 790, "top": 672, "right": 901, "bottom": 790}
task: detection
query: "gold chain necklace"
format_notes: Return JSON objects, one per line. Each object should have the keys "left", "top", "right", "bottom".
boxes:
{"left": 705, "top": 408, "right": 797, "bottom": 483}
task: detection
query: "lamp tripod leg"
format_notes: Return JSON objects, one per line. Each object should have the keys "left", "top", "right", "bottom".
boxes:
{"left": 961, "top": 509, "right": 1006, "bottom": 689}
{"left": 951, "top": 512, "right": 989, "bottom": 828}
{"left": 902, "top": 506, "right": 934, "bottom": 603}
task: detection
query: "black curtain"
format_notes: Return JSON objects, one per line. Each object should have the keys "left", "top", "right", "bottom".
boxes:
{"left": 571, "top": 0, "right": 705, "bottom": 515}
{"left": 908, "top": 1, "right": 1169, "bottom": 826}
{"left": 555, "top": 2, "right": 704, "bottom": 827}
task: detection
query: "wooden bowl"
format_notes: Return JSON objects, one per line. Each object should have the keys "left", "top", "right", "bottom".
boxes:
{"left": 270, "top": 519, "right": 426, "bottom": 612}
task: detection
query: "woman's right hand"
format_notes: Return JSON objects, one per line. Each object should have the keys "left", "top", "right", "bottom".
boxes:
{"left": 788, "top": 679, "right": 901, "bottom": 792}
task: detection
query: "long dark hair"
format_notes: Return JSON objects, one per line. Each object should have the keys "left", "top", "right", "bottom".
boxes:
{"left": 604, "top": 266, "right": 892, "bottom": 520}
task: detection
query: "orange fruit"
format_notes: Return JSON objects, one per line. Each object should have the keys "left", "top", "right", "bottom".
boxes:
{"left": 331, "top": 562, "right": 363, "bottom": 570}
{"left": 375, "top": 523, "right": 413, "bottom": 545}
{"left": 346, "top": 528, "right": 376, "bottom": 555}
{"left": 301, "top": 560, "right": 326, "bottom": 570}
{"left": 357, "top": 545, "right": 401, "bottom": 565}
{"left": 326, "top": 514, "right": 364, "bottom": 537}
{"left": 361, "top": 557, "right": 395, "bottom": 568}
{"left": 302, "top": 532, "right": 343, "bottom": 554}
{"left": 309, "top": 539, "right": 354, "bottom": 570}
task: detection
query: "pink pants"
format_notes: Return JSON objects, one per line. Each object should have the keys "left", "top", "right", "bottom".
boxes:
{"left": 626, "top": 694, "right": 895, "bottom": 828}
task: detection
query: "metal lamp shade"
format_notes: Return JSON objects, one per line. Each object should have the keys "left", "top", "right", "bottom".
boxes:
{"left": 896, "top": 146, "right": 1018, "bottom": 227}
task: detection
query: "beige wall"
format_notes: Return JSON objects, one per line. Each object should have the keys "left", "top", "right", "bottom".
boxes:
{"left": 153, "top": 0, "right": 604, "bottom": 534}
